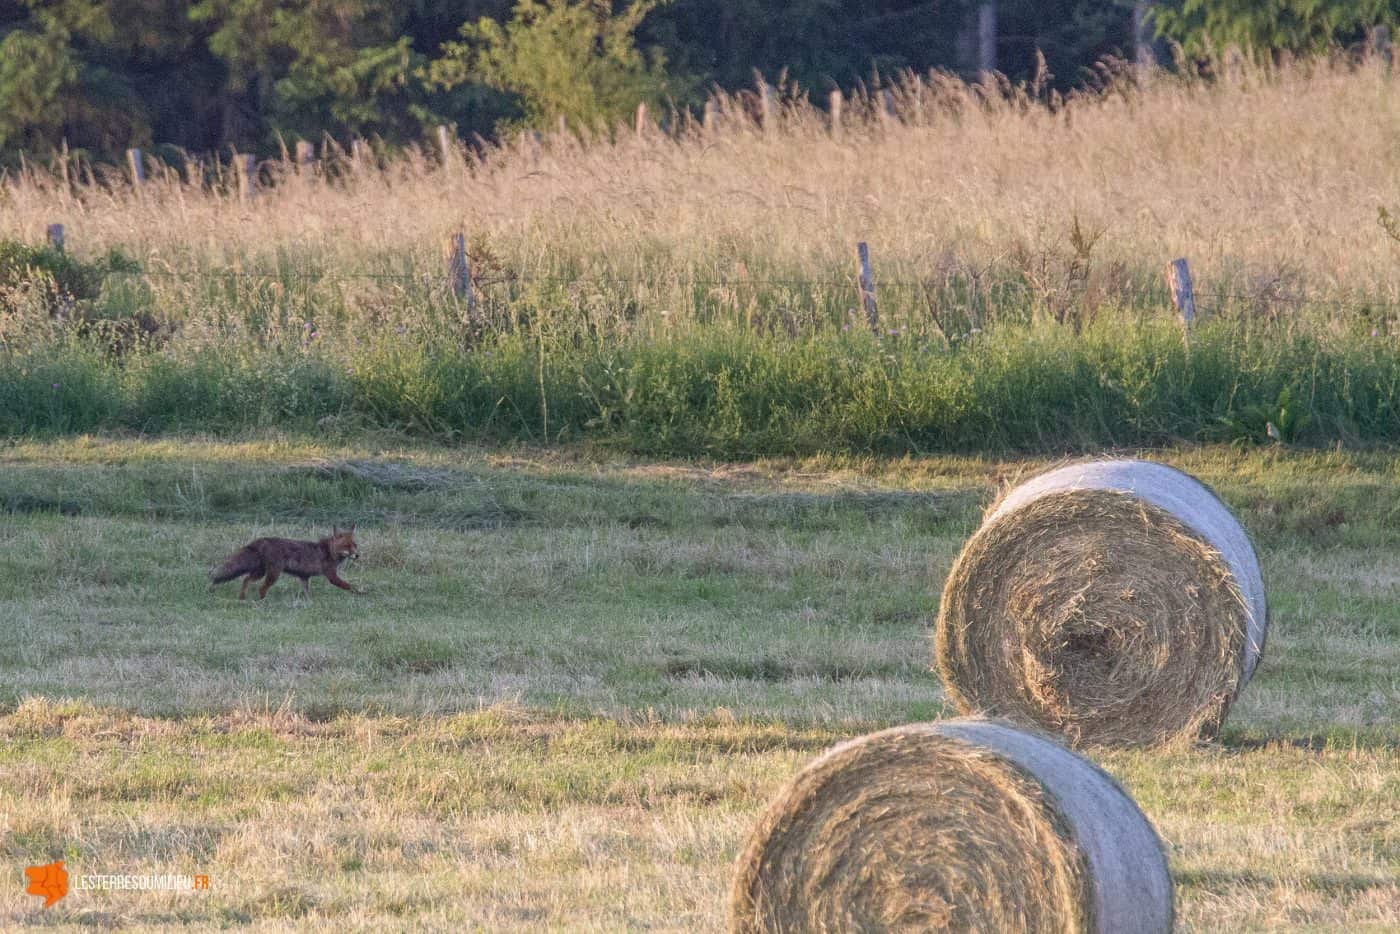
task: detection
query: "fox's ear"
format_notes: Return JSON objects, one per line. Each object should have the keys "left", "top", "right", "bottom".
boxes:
{"left": 332, "top": 525, "right": 342, "bottom": 535}
{"left": 349, "top": 523, "right": 356, "bottom": 533}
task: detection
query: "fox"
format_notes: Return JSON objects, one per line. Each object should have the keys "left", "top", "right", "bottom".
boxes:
{"left": 211, "top": 526, "right": 363, "bottom": 600}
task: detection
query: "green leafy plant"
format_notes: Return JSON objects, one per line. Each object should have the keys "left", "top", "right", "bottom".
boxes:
{"left": 1, "top": 239, "right": 114, "bottom": 308}
{"left": 1154, "top": 0, "right": 1389, "bottom": 60}
{"left": 425, "top": 0, "right": 684, "bottom": 133}
{"left": 0, "top": 239, "right": 146, "bottom": 348}
{"left": 0, "top": 0, "right": 129, "bottom": 155}
{"left": 190, "top": 0, "right": 433, "bottom": 143}
{"left": 1217, "top": 385, "right": 1311, "bottom": 445}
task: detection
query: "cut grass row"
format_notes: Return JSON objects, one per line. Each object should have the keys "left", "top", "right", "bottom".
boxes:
{"left": 0, "top": 703, "right": 1394, "bottom": 930}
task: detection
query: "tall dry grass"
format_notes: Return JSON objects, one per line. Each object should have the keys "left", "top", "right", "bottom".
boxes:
{"left": 3, "top": 59, "right": 1400, "bottom": 452}
{"left": 2, "top": 56, "right": 1399, "bottom": 337}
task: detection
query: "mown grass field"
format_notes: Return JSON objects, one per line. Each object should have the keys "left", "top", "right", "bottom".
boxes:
{"left": 0, "top": 437, "right": 1396, "bottom": 930}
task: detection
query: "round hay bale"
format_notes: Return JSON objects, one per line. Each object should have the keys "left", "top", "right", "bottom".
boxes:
{"left": 730, "top": 719, "right": 1172, "bottom": 933}
{"left": 936, "top": 459, "right": 1267, "bottom": 747}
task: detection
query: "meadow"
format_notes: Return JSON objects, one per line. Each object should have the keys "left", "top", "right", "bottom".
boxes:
{"left": 0, "top": 57, "right": 1398, "bottom": 930}
{"left": 0, "top": 438, "right": 1397, "bottom": 929}
{"left": 4, "top": 58, "right": 1400, "bottom": 451}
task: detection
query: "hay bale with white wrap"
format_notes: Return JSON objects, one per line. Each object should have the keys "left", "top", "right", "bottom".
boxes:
{"left": 730, "top": 719, "right": 1172, "bottom": 933}
{"left": 936, "top": 459, "right": 1267, "bottom": 747}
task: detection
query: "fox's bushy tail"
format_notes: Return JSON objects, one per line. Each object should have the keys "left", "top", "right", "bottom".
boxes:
{"left": 210, "top": 547, "right": 260, "bottom": 585}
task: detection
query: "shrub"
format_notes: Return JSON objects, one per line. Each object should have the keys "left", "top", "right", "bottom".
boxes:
{"left": 0, "top": 239, "right": 137, "bottom": 312}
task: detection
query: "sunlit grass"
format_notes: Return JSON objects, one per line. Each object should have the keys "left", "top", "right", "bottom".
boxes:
{"left": 5, "top": 58, "right": 1400, "bottom": 326}
{"left": 5, "top": 61, "right": 1400, "bottom": 452}
{"left": 0, "top": 440, "right": 1397, "bottom": 926}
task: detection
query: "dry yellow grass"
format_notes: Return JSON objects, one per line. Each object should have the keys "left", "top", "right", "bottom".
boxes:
{"left": 2, "top": 58, "right": 1398, "bottom": 336}
{"left": 0, "top": 700, "right": 1394, "bottom": 931}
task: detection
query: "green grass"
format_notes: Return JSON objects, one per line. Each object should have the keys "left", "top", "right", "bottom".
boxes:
{"left": 6, "top": 311, "right": 1400, "bottom": 455}
{"left": 0, "top": 438, "right": 1397, "bottom": 929}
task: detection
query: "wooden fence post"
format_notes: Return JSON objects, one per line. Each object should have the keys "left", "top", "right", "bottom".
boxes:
{"left": 1132, "top": 3, "right": 1155, "bottom": 70}
{"left": 703, "top": 98, "right": 718, "bottom": 134}
{"left": 857, "top": 242, "right": 878, "bottom": 330}
{"left": 436, "top": 125, "right": 454, "bottom": 167}
{"left": 444, "top": 232, "right": 478, "bottom": 323}
{"left": 183, "top": 157, "right": 202, "bottom": 189}
{"left": 1373, "top": 24, "right": 1392, "bottom": 73}
{"left": 829, "top": 89, "right": 843, "bottom": 140}
{"left": 1166, "top": 258, "right": 1196, "bottom": 343}
{"left": 126, "top": 148, "right": 145, "bottom": 189}
{"left": 56, "top": 140, "right": 70, "bottom": 188}
{"left": 635, "top": 102, "right": 648, "bottom": 137}
{"left": 350, "top": 138, "right": 374, "bottom": 171}
{"left": 758, "top": 79, "right": 775, "bottom": 131}
{"left": 294, "top": 140, "right": 315, "bottom": 173}
{"left": 978, "top": 3, "right": 997, "bottom": 75}
{"left": 909, "top": 74, "right": 926, "bottom": 124}
{"left": 43, "top": 220, "right": 72, "bottom": 318}
{"left": 234, "top": 153, "right": 256, "bottom": 201}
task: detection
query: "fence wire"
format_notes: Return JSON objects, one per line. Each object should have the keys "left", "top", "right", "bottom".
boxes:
{"left": 102, "top": 267, "right": 1400, "bottom": 314}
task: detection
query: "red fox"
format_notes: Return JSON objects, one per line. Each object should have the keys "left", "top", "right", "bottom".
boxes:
{"left": 211, "top": 526, "right": 362, "bottom": 599}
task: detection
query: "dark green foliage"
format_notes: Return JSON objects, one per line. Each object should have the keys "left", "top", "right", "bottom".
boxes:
{"left": 0, "top": 0, "right": 222, "bottom": 157}
{"left": 0, "top": 238, "right": 139, "bottom": 315}
{"left": 0, "top": 0, "right": 511, "bottom": 158}
{"left": 1, "top": 0, "right": 1239, "bottom": 163}
{"left": 996, "top": 1, "right": 1140, "bottom": 81}
{"left": 0, "top": 240, "right": 101, "bottom": 308}
{"left": 188, "top": 0, "right": 441, "bottom": 146}
{"left": 0, "top": 342, "right": 123, "bottom": 434}
{"left": 1216, "top": 386, "right": 1312, "bottom": 444}
{"left": 124, "top": 350, "right": 351, "bottom": 431}
{"left": 1154, "top": 0, "right": 1394, "bottom": 59}
{"left": 426, "top": 0, "right": 683, "bottom": 133}
{"left": 638, "top": 1, "right": 1142, "bottom": 95}
{"left": 0, "top": 239, "right": 149, "bottom": 354}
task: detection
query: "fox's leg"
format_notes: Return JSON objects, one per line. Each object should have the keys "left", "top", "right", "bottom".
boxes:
{"left": 238, "top": 569, "right": 264, "bottom": 600}
{"left": 324, "top": 570, "right": 360, "bottom": 594}
{"left": 257, "top": 566, "right": 282, "bottom": 599}
{"left": 300, "top": 578, "right": 311, "bottom": 600}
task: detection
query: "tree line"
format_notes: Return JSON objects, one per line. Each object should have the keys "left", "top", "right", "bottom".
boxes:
{"left": 0, "top": 0, "right": 1394, "bottom": 164}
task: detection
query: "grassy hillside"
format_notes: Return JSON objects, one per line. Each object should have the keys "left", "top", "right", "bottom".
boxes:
{"left": 0, "top": 439, "right": 1396, "bottom": 928}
